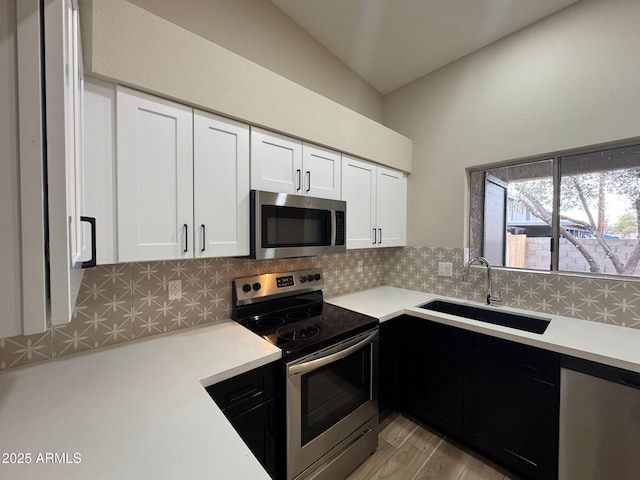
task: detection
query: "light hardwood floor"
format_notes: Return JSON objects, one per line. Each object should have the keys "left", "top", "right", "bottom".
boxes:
{"left": 347, "top": 413, "right": 517, "bottom": 480}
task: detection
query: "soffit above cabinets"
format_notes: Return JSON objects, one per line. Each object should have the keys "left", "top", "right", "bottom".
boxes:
{"left": 269, "top": 0, "right": 580, "bottom": 94}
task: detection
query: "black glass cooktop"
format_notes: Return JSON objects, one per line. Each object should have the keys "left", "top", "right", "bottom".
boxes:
{"left": 235, "top": 292, "right": 378, "bottom": 361}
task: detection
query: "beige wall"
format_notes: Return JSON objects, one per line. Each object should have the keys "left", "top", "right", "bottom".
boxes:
{"left": 128, "top": 0, "right": 383, "bottom": 122}
{"left": 81, "top": 0, "right": 412, "bottom": 172}
{"left": 383, "top": 0, "right": 640, "bottom": 248}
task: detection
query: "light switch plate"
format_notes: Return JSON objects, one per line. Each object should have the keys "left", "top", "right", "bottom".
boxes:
{"left": 438, "top": 262, "right": 453, "bottom": 277}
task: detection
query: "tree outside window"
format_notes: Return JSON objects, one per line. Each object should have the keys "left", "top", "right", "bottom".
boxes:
{"left": 469, "top": 142, "right": 640, "bottom": 277}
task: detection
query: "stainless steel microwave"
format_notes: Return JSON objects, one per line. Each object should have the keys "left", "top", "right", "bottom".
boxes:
{"left": 250, "top": 190, "right": 346, "bottom": 259}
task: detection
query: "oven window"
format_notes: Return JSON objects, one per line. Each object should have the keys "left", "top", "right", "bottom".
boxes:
{"left": 262, "top": 205, "right": 331, "bottom": 247}
{"left": 300, "top": 346, "right": 371, "bottom": 445}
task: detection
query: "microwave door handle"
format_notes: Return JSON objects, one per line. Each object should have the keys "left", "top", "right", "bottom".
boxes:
{"left": 331, "top": 210, "right": 337, "bottom": 246}
{"left": 288, "top": 331, "right": 378, "bottom": 376}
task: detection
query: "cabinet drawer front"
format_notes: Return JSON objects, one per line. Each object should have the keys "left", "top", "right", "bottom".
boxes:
{"left": 206, "top": 361, "right": 280, "bottom": 418}
{"left": 473, "top": 335, "right": 559, "bottom": 384}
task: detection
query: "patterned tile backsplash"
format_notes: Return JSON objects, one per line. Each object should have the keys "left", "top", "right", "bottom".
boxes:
{"left": 386, "top": 247, "right": 640, "bottom": 328}
{"left": 0, "top": 248, "right": 395, "bottom": 371}
{"left": 2, "top": 246, "right": 640, "bottom": 371}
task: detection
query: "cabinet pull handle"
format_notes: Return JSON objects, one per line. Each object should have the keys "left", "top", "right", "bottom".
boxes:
{"left": 296, "top": 169, "right": 301, "bottom": 191}
{"left": 183, "top": 224, "right": 188, "bottom": 253}
{"left": 201, "top": 224, "right": 206, "bottom": 252}
{"left": 378, "top": 228, "right": 382, "bottom": 245}
{"left": 227, "top": 385, "right": 260, "bottom": 404}
{"left": 306, "top": 171, "right": 311, "bottom": 192}
{"left": 373, "top": 228, "right": 377, "bottom": 244}
{"left": 80, "top": 216, "right": 97, "bottom": 268}
{"left": 619, "top": 374, "right": 640, "bottom": 390}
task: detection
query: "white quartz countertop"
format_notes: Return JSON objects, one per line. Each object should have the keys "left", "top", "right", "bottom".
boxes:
{"left": 0, "top": 321, "right": 281, "bottom": 480}
{"left": 327, "top": 286, "right": 640, "bottom": 374}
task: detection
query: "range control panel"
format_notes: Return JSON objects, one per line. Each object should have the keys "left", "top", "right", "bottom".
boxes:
{"left": 233, "top": 268, "right": 324, "bottom": 305}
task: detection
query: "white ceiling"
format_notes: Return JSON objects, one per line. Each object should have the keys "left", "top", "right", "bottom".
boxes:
{"left": 269, "top": 0, "right": 580, "bottom": 94}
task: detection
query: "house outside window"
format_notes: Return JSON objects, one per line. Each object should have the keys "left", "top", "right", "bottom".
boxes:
{"left": 469, "top": 141, "right": 640, "bottom": 278}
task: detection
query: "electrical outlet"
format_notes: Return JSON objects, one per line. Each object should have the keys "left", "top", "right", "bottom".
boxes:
{"left": 438, "top": 262, "right": 453, "bottom": 277}
{"left": 357, "top": 260, "right": 363, "bottom": 273}
{"left": 168, "top": 280, "right": 182, "bottom": 300}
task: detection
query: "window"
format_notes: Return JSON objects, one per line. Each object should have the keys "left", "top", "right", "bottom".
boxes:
{"left": 469, "top": 141, "right": 640, "bottom": 278}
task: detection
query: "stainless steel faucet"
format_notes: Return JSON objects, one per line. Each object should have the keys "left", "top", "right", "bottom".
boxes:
{"left": 463, "top": 257, "right": 502, "bottom": 306}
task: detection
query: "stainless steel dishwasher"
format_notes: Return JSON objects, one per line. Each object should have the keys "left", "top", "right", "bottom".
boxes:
{"left": 559, "top": 357, "right": 640, "bottom": 480}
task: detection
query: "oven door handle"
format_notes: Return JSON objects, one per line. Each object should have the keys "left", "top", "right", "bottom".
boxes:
{"left": 288, "top": 330, "right": 378, "bottom": 376}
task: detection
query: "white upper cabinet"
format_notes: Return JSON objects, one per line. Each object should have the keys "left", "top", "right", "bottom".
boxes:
{"left": 251, "top": 127, "right": 302, "bottom": 194}
{"left": 342, "top": 156, "right": 407, "bottom": 249}
{"left": 375, "top": 166, "right": 407, "bottom": 247}
{"left": 251, "top": 127, "right": 341, "bottom": 199}
{"left": 341, "top": 157, "right": 377, "bottom": 249}
{"left": 193, "top": 110, "right": 250, "bottom": 258}
{"left": 115, "top": 87, "right": 250, "bottom": 262}
{"left": 116, "top": 86, "right": 194, "bottom": 262}
{"left": 302, "top": 143, "right": 342, "bottom": 200}
{"left": 45, "top": 0, "right": 86, "bottom": 327}
{"left": 82, "top": 78, "right": 116, "bottom": 265}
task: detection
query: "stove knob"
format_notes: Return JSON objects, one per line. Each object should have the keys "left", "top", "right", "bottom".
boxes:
{"left": 307, "top": 274, "right": 314, "bottom": 282}
{"left": 252, "top": 282, "right": 261, "bottom": 291}
{"left": 242, "top": 284, "right": 251, "bottom": 293}
{"left": 299, "top": 276, "right": 307, "bottom": 283}
{"left": 314, "top": 273, "right": 321, "bottom": 281}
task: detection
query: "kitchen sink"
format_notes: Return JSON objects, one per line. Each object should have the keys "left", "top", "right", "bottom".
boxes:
{"left": 420, "top": 300, "right": 550, "bottom": 334}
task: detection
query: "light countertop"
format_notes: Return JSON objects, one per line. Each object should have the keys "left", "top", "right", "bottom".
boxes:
{"left": 327, "top": 286, "right": 640, "bottom": 373}
{"left": 3, "top": 286, "right": 640, "bottom": 479}
{"left": 0, "top": 321, "right": 281, "bottom": 480}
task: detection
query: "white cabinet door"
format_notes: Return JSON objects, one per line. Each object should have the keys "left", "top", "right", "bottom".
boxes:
{"left": 303, "top": 143, "right": 342, "bottom": 200}
{"left": 116, "top": 86, "right": 194, "bottom": 262}
{"left": 342, "top": 156, "right": 377, "bottom": 249}
{"left": 376, "top": 166, "right": 407, "bottom": 247}
{"left": 194, "top": 110, "right": 250, "bottom": 258}
{"left": 82, "top": 78, "right": 116, "bottom": 265}
{"left": 250, "top": 127, "right": 303, "bottom": 194}
{"left": 45, "top": 0, "right": 85, "bottom": 326}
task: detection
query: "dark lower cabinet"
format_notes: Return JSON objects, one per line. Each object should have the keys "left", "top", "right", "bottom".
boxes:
{"left": 397, "top": 316, "right": 560, "bottom": 480}
{"left": 404, "top": 318, "right": 466, "bottom": 438}
{"left": 466, "top": 357, "right": 559, "bottom": 480}
{"left": 227, "top": 400, "right": 278, "bottom": 478}
{"left": 378, "top": 318, "right": 399, "bottom": 420}
{"left": 206, "top": 361, "right": 283, "bottom": 480}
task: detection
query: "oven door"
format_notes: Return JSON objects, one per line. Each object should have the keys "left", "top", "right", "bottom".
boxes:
{"left": 286, "top": 328, "right": 378, "bottom": 480}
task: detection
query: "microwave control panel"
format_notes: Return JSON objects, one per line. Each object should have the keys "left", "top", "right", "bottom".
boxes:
{"left": 335, "top": 211, "right": 345, "bottom": 246}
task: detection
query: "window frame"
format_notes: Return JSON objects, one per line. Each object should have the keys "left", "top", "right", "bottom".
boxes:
{"left": 467, "top": 136, "right": 640, "bottom": 280}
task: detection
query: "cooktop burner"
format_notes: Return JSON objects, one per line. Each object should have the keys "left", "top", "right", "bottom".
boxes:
{"left": 232, "top": 268, "right": 378, "bottom": 361}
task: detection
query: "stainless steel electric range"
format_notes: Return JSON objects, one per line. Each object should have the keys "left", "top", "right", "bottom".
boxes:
{"left": 232, "top": 268, "right": 379, "bottom": 480}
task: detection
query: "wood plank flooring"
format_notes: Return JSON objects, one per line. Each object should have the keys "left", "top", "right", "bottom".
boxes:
{"left": 347, "top": 413, "right": 517, "bottom": 480}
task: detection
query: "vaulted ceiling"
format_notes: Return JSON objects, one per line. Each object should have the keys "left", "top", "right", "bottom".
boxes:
{"left": 269, "top": 0, "right": 580, "bottom": 94}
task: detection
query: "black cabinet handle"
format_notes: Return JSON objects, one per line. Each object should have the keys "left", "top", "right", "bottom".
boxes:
{"left": 80, "top": 216, "right": 96, "bottom": 268}
{"left": 201, "top": 224, "right": 206, "bottom": 252}
{"left": 619, "top": 374, "right": 640, "bottom": 390}
{"left": 226, "top": 385, "right": 260, "bottom": 404}
{"left": 296, "top": 169, "right": 301, "bottom": 191}
{"left": 306, "top": 171, "right": 311, "bottom": 192}
{"left": 266, "top": 402, "right": 275, "bottom": 434}
{"left": 378, "top": 228, "right": 382, "bottom": 245}
{"left": 183, "top": 224, "right": 188, "bottom": 253}
{"left": 373, "top": 228, "right": 377, "bottom": 244}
